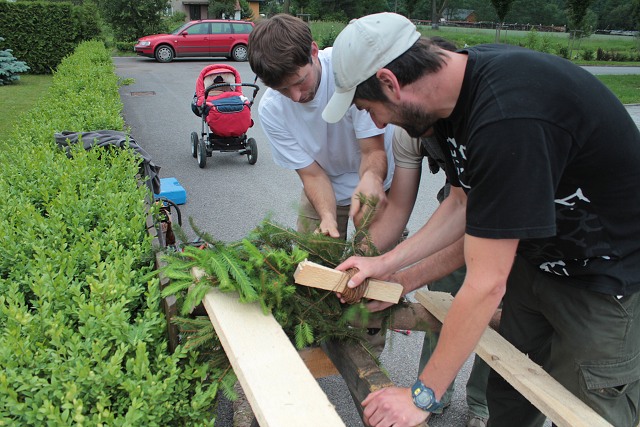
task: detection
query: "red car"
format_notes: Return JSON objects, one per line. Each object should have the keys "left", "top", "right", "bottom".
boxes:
{"left": 134, "top": 19, "right": 254, "bottom": 63}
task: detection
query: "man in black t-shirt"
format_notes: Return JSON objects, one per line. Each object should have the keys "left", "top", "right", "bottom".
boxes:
{"left": 322, "top": 12, "right": 640, "bottom": 427}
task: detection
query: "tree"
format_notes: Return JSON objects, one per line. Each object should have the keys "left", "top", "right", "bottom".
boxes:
{"left": 95, "top": 0, "right": 168, "bottom": 42}
{"left": 0, "top": 37, "right": 30, "bottom": 86}
{"left": 431, "top": 0, "right": 450, "bottom": 29}
{"left": 509, "top": 0, "right": 566, "bottom": 26}
{"left": 491, "top": 0, "right": 516, "bottom": 41}
{"left": 566, "top": 0, "right": 593, "bottom": 29}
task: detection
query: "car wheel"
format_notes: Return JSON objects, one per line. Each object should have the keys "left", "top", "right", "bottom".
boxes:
{"left": 191, "top": 132, "right": 198, "bottom": 158}
{"left": 155, "top": 45, "right": 174, "bottom": 63}
{"left": 197, "top": 135, "right": 207, "bottom": 168}
{"left": 247, "top": 138, "right": 258, "bottom": 165}
{"left": 231, "top": 44, "right": 248, "bottom": 62}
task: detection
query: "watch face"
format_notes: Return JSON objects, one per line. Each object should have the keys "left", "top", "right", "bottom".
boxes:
{"left": 414, "top": 389, "right": 434, "bottom": 407}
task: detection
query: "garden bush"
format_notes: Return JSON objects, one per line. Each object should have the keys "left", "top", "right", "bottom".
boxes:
{"left": 0, "top": 1, "right": 101, "bottom": 74}
{"left": 0, "top": 37, "right": 29, "bottom": 85}
{"left": 0, "top": 41, "right": 218, "bottom": 426}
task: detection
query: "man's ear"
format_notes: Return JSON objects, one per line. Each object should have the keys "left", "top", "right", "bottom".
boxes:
{"left": 310, "top": 41, "right": 319, "bottom": 59}
{"left": 376, "top": 69, "right": 402, "bottom": 101}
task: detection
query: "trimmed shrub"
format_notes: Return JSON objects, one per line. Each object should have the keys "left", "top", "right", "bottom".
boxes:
{"left": 0, "top": 2, "right": 101, "bottom": 74}
{"left": 0, "top": 41, "right": 218, "bottom": 426}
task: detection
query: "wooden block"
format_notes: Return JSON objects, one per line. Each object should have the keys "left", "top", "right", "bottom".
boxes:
{"left": 415, "top": 291, "right": 612, "bottom": 427}
{"left": 294, "top": 260, "right": 403, "bottom": 303}
{"left": 196, "top": 268, "right": 345, "bottom": 427}
{"left": 298, "top": 347, "right": 339, "bottom": 379}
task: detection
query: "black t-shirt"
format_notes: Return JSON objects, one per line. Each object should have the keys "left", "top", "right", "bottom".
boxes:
{"left": 434, "top": 44, "right": 640, "bottom": 295}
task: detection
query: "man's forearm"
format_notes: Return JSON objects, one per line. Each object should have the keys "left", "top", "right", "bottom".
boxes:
{"left": 394, "top": 238, "right": 465, "bottom": 294}
{"left": 297, "top": 165, "right": 337, "bottom": 223}
{"left": 379, "top": 189, "right": 467, "bottom": 275}
{"left": 359, "top": 137, "right": 388, "bottom": 184}
{"left": 419, "top": 235, "right": 516, "bottom": 400}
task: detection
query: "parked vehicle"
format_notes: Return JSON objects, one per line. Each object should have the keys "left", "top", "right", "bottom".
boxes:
{"left": 134, "top": 19, "right": 254, "bottom": 63}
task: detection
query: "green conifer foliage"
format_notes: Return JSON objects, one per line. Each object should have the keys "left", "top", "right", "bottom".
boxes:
{"left": 160, "top": 196, "right": 388, "bottom": 377}
{"left": 0, "top": 37, "right": 29, "bottom": 86}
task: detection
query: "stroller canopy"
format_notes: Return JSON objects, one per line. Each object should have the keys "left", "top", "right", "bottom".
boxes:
{"left": 195, "top": 64, "right": 243, "bottom": 102}
{"left": 193, "top": 63, "right": 253, "bottom": 138}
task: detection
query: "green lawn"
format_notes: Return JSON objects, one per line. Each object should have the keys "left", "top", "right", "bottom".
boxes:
{"left": 0, "top": 74, "right": 53, "bottom": 140}
{"left": 311, "top": 21, "right": 640, "bottom": 65}
{"left": 596, "top": 75, "right": 640, "bottom": 105}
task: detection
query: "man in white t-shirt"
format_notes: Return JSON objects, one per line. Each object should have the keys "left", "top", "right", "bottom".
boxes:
{"left": 248, "top": 14, "right": 394, "bottom": 240}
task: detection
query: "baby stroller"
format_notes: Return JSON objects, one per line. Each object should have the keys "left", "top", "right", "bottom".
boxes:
{"left": 190, "top": 64, "right": 260, "bottom": 168}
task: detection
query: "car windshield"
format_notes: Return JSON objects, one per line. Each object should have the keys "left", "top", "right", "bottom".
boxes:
{"left": 171, "top": 22, "right": 192, "bottom": 35}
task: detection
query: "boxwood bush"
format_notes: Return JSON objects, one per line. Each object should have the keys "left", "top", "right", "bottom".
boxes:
{"left": 0, "top": 41, "right": 218, "bottom": 426}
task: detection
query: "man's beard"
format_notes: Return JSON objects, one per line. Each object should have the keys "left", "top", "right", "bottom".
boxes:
{"left": 395, "top": 103, "right": 439, "bottom": 138}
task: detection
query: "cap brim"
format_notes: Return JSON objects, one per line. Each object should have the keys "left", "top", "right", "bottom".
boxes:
{"left": 322, "top": 87, "right": 356, "bottom": 123}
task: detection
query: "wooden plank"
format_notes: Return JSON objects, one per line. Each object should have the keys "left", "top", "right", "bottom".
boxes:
{"left": 298, "top": 347, "right": 340, "bottom": 378}
{"left": 294, "top": 260, "right": 403, "bottom": 303}
{"left": 415, "top": 291, "right": 612, "bottom": 427}
{"left": 196, "top": 268, "right": 345, "bottom": 427}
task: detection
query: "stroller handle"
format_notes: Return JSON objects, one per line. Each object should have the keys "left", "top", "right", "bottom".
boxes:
{"left": 204, "top": 82, "right": 260, "bottom": 104}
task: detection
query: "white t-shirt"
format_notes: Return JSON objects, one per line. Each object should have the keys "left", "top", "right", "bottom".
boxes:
{"left": 258, "top": 48, "right": 395, "bottom": 206}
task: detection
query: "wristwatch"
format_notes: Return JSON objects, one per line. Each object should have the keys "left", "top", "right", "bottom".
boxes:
{"left": 411, "top": 379, "right": 444, "bottom": 412}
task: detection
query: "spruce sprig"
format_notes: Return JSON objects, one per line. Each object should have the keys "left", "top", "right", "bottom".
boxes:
{"left": 159, "top": 196, "right": 392, "bottom": 396}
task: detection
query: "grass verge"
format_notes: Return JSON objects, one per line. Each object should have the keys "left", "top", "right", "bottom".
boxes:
{"left": 596, "top": 75, "right": 640, "bottom": 104}
{"left": 0, "top": 74, "right": 53, "bottom": 140}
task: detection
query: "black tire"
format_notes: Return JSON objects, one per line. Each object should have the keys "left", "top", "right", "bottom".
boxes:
{"left": 231, "top": 44, "right": 248, "bottom": 62}
{"left": 190, "top": 132, "right": 198, "bottom": 158}
{"left": 247, "top": 138, "right": 258, "bottom": 165}
{"left": 197, "top": 136, "right": 207, "bottom": 168}
{"left": 155, "top": 45, "right": 174, "bottom": 63}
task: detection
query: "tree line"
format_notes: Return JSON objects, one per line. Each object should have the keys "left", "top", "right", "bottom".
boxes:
{"left": 34, "top": 0, "right": 639, "bottom": 43}
{"left": 266, "top": 0, "right": 640, "bottom": 32}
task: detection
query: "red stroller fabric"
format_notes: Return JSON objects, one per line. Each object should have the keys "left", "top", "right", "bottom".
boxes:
{"left": 194, "top": 64, "right": 253, "bottom": 138}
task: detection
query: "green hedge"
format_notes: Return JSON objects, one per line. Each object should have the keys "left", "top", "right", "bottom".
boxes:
{"left": 0, "top": 41, "right": 217, "bottom": 426}
{"left": 0, "top": 1, "right": 101, "bottom": 74}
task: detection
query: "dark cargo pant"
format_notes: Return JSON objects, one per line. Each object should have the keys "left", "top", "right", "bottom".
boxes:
{"left": 488, "top": 256, "right": 640, "bottom": 427}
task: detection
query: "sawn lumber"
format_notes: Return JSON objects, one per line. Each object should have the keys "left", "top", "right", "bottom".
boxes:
{"left": 294, "top": 260, "right": 403, "bottom": 303}
{"left": 193, "top": 268, "right": 345, "bottom": 427}
{"left": 415, "top": 290, "right": 612, "bottom": 427}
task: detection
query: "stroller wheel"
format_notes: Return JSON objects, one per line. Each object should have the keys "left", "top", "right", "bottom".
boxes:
{"left": 197, "top": 136, "right": 207, "bottom": 168}
{"left": 247, "top": 138, "right": 258, "bottom": 165}
{"left": 191, "top": 132, "right": 199, "bottom": 158}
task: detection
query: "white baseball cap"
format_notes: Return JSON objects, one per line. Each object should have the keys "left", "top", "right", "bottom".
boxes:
{"left": 322, "top": 13, "right": 420, "bottom": 123}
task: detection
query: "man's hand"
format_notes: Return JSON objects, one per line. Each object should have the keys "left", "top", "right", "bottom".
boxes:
{"left": 350, "top": 172, "right": 387, "bottom": 224}
{"left": 362, "top": 387, "right": 429, "bottom": 427}
{"left": 336, "top": 255, "right": 392, "bottom": 303}
{"left": 315, "top": 217, "right": 340, "bottom": 239}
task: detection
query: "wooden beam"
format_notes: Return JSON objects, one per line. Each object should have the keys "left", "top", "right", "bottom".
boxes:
{"left": 415, "top": 290, "right": 612, "bottom": 427}
{"left": 294, "top": 260, "right": 403, "bottom": 303}
{"left": 195, "top": 268, "right": 346, "bottom": 427}
{"left": 321, "top": 339, "right": 428, "bottom": 427}
{"left": 355, "top": 302, "right": 443, "bottom": 333}
{"left": 298, "top": 347, "right": 339, "bottom": 378}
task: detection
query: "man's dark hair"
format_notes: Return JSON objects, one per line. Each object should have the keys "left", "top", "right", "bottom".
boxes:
{"left": 248, "top": 14, "right": 313, "bottom": 88}
{"left": 354, "top": 37, "right": 454, "bottom": 102}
